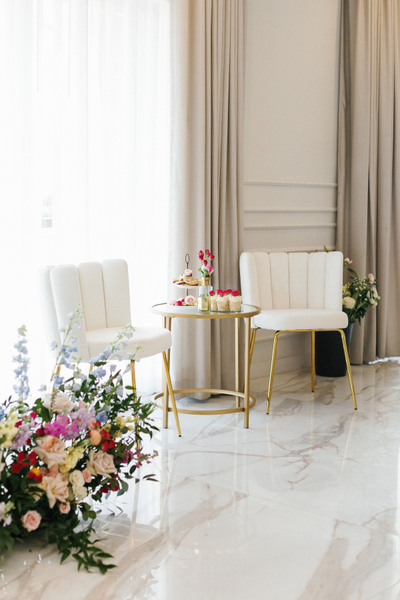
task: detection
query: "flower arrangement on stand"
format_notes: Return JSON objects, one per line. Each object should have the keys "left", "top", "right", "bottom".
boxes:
{"left": 198, "top": 249, "right": 215, "bottom": 280}
{"left": 0, "top": 308, "right": 158, "bottom": 573}
{"left": 342, "top": 258, "right": 380, "bottom": 323}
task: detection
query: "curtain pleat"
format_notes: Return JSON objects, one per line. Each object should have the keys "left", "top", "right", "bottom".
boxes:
{"left": 337, "top": 0, "right": 400, "bottom": 363}
{"left": 169, "top": 0, "right": 244, "bottom": 394}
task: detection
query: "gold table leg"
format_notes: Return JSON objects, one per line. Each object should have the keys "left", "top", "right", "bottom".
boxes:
{"left": 249, "top": 328, "right": 257, "bottom": 370}
{"left": 235, "top": 318, "right": 241, "bottom": 408}
{"left": 244, "top": 317, "right": 251, "bottom": 428}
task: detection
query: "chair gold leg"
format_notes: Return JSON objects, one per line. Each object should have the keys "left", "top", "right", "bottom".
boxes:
{"left": 340, "top": 331, "right": 357, "bottom": 410}
{"left": 162, "top": 351, "right": 182, "bottom": 437}
{"left": 161, "top": 318, "right": 169, "bottom": 429}
{"left": 267, "top": 332, "right": 279, "bottom": 414}
{"left": 311, "top": 330, "right": 315, "bottom": 393}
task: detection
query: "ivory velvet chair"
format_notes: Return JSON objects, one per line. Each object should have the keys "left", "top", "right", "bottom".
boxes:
{"left": 239, "top": 251, "right": 357, "bottom": 414}
{"left": 39, "top": 259, "right": 181, "bottom": 436}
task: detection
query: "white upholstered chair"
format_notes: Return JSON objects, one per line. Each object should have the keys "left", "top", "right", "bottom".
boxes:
{"left": 240, "top": 251, "right": 357, "bottom": 414}
{"left": 39, "top": 259, "right": 181, "bottom": 435}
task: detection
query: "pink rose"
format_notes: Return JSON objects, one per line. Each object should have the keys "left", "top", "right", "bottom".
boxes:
{"left": 203, "top": 259, "right": 208, "bottom": 266}
{"left": 40, "top": 473, "right": 69, "bottom": 508}
{"left": 176, "top": 300, "right": 183, "bottom": 306}
{"left": 344, "top": 257, "right": 352, "bottom": 265}
{"left": 88, "top": 450, "right": 116, "bottom": 477}
{"left": 82, "top": 468, "right": 92, "bottom": 483}
{"left": 168, "top": 298, "right": 176, "bottom": 306}
{"left": 184, "top": 269, "right": 192, "bottom": 276}
{"left": 87, "top": 418, "right": 97, "bottom": 431}
{"left": 198, "top": 251, "right": 204, "bottom": 259}
{"left": 205, "top": 249, "right": 210, "bottom": 256}
{"left": 90, "top": 430, "right": 102, "bottom": 446}
{"left": 59, "top": 502, "right": 71, "bottom": 515}
{"left": 368, "top": 273, "right": 375, "bottom": 283}
{"left": 21, "top": 510, "right": 41, "bottom": 532}
{"left": 34, "top": 436, "right": 67, "bottom": 467}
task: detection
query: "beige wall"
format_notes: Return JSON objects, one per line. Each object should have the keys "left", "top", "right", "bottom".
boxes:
{"left": 244, "top": 0, "right": 342, "bottom": 381}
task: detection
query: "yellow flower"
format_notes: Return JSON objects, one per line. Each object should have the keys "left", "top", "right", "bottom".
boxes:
{"left": 0, "top": 414, "right": 19, "bottom": 449}
{"left": 115, "top": 416, "right": 127, "bottom": 429}
{"left": 59, "top": 446, "right": 85, "bottom": 474}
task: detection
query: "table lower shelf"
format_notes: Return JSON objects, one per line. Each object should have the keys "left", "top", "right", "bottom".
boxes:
{"left": 154, "top": 387, "right": 256, "bottom": 416}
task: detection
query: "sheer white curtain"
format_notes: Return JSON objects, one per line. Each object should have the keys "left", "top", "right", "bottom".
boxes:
{"left": 0, "top": 0, "right": 170, "bottom": 397}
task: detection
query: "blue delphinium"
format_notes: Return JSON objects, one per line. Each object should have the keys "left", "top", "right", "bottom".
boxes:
{"left": 12, "top": 325, "right": 30, "bottom": 408}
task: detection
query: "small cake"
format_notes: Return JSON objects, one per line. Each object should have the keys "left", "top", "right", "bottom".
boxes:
{"left": 216, "top": 295, "right": 229, "bottom": 312}
{"left": 229, "top": 291, "right": 242, "bottom": 312}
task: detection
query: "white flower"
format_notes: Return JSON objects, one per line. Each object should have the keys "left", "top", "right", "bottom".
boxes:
{"left": 343, "top": 296, "right": 356, "bottom": 309}
{"left": 43, "top": 392, "right": 75, "bottom": 414}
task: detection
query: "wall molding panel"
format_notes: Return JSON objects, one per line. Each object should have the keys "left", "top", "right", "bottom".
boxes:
{"left": 244, "top": 180, "right": 338, "bottom": 189}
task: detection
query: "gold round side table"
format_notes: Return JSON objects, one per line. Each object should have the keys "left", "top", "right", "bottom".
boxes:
{"left": 150, "top": 303, "right": 261, "bottom": 430}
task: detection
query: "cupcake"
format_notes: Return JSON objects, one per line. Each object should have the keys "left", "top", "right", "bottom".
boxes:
{"left": 216, "top": 290, "right": 229, "bottom": 312}
{"left": 229, "top": 290, "right": 242, "bottom": 312}
{"left": 209, "top": 290, "right": 218, "bottom": 311}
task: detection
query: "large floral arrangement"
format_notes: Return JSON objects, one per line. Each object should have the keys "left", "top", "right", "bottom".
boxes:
{"left": 0, "top": 308, "right": 158, "bottom": 573}
{"left": 342, "top": 257, "right": 380, "bottom": 324}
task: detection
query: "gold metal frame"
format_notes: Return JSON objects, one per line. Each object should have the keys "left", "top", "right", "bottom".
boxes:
{"left": 151, "top": 304, "right": 261, "bottom": 429}
{"left": 248, "top": 328, "right": 357, "bottom": 414}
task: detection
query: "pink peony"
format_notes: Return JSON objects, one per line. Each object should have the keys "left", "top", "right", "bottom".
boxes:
{"left": 34, "top": 436, "right": 67, "bottom": 467}
{"left": 206, "top": 264, "right": 214, "bottom": 274}
{"left": 21, "top": 510, "right": 41, "bottom": 532}
{"left": 59, "top": 502, "right": 71, "bottom": 514}
{"left": 82, "top": 468, "right": 92, "bottom": 483}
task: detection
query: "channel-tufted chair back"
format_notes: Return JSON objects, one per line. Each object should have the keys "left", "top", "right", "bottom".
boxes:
{"left": 39, "top": 260, "right": 131, "bottom": 362}
{"left": 239, "top": 250, "right": 357, "bottom": 414}
{"left": 239, "top": 251, "right": 343, "bottom": 312}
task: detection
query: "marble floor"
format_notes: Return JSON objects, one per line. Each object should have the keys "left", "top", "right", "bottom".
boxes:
{"left": 3, "top": 360, "right": 400, "bottom": 600}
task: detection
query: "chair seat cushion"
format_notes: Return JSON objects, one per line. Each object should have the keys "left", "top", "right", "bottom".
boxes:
{"left": 253, "top": 309, "right": 348, "bottom": 331}
{"left": 86, "top": 327, "right": 172, "bottom": 361}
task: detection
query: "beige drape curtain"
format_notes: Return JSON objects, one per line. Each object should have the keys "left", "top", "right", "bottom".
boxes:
{"left": 337, "top": 0, "right": 400, "bottom": 363}
{"left": 168, "top": 0, "right": 244, "bottom": 393}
